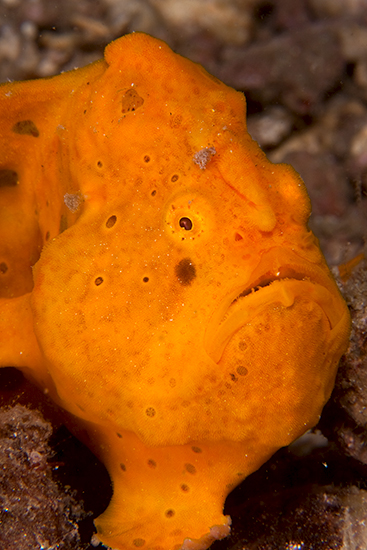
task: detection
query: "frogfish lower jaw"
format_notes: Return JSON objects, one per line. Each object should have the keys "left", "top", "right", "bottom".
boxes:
{"left": 205, "top": 247, "right": 350, "bottom": 363}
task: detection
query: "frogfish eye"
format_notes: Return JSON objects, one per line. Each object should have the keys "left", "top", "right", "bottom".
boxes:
{"left": 179, "top": 217, "right": 193, "bottom": 230}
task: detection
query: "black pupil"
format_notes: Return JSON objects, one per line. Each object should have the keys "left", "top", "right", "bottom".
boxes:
{"left": 179, "top": 217, "right": 193, "bottom": 230}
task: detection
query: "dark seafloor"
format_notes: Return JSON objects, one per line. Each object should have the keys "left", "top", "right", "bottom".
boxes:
{"left": 0, "top": 1, "right": 367, "bottom": 549}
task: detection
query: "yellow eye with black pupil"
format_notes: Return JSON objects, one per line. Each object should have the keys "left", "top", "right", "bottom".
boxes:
{"left": 179, "top": 217, "right": 193, "bottom": 230}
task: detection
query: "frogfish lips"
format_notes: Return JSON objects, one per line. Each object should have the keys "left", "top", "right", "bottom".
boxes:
{"left": 205, "top": 247, "right": 348, "bottom": 364}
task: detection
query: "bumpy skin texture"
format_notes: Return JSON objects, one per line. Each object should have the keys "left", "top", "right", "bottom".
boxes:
{"left": 0, "top": 33, "right": 350, "bottom": 550}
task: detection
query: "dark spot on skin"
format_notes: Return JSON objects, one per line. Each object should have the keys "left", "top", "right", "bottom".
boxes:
{"left": 170, "top": 114, "right": 183, "bottom": 128}
{"left": 12, "top": 120, "right": 39, "bottom": 137}
{"left": 133, "top": 539, "right": 145, "bottom": 547}
{"left": 175, "top": 258, "right": 196, "bottom": 286}
{"left": 151, "top": 189, "right": 157, "bottom": 196}
{"left": 180, "top": 484, "right": 190, "bottom": 492}
{"left": 185, "top": 463, "right": 196, "bottom": 475}
{"left": 144, "top": 155, "right": 150, "bottom": 163}
{"left": 0, "top": 169, "right": 18, "bottom": 187}
{"left": 143, "top": 277, "right": 149, "bottom": 283}
{"left": 235, "top": 232, "right": 243, "bottom": 241}
{"left": 229, "top": 373, "right": 238, "bottom": 382}
{"left": 147, "top": 459, "right": 157, "bottom": 468}
{"left": 116, "top": 432, "right": 123, "bottom": 438}
{"left": 120, "top": 463, "right": 126, "bottom": 471}
{"left": 238, "top": 341, "right": 248, "bottom": 351}
{"left": 106, "top": 215, "right": 117, "bottom": 228}
{"left": 236, "top": 366, "right": 248, "bottom": 376}
{"left": 121, "top": 89, "right": 144, "bottom": 114}
{"left": 171, "top": 174, "right": 179, "bottom": 182}
{"left": 95, "top": 277, "right": 103, "bottom": 286}
{"left": 97, "top": 160, "right": 103, "bottom": 168}
{"left": 165, "top": 509, "right": 175, "bottom": 518}
{"left": 179, "top": 217, "right": 193, "bottom": 231}
{"left": 191, "top": 446, "right": 202, "bottom": 453}
{"left": 0, "top": 262, "right": 8, "bottom": 274}
{"left": 145, "top": 407, "right": 156, "bottom": 417}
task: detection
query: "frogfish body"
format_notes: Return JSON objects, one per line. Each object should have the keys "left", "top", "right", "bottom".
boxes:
{"left": 0, "top": 33, "right": 350, "bottom": 550}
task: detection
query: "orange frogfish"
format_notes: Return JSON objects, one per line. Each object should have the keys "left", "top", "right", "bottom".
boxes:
{"left": 0, "top": 32, "right": 350, "bottom": 550}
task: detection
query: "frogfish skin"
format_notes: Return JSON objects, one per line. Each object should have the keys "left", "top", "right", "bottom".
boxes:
{"left": 0, "top": 32, "right": 350, "bottom": 550}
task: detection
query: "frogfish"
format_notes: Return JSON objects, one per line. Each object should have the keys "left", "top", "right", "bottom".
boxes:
{"left": 0, "top": 32, "right": 350, "bottom": 550}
